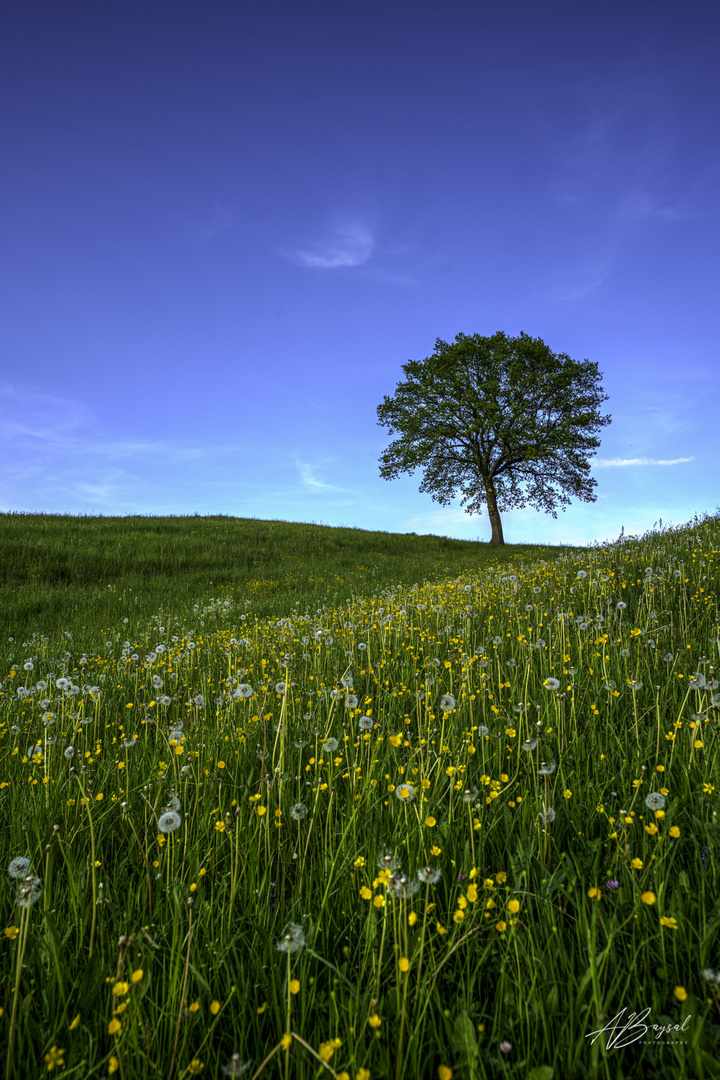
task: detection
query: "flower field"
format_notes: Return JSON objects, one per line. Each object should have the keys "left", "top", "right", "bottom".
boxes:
{"left": 1, "top": 513, "right": 719, "bottom": 1080}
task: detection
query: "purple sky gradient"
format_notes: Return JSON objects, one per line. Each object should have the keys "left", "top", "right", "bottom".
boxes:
{"left": 2, "top": 1, "right": 718, "bottom": 544}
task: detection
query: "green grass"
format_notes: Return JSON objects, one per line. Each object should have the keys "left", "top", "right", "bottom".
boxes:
{"left": 0, "top": 510, "right": 719, "bottom": 1080}
{"left": 0, "top": 512, "right": 582, "bottom": 645}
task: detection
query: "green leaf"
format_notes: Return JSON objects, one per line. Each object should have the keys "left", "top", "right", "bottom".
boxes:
{"left": 527, "top": 1067, "right": 554, "bottom": 1080}
{"left": 451, "top": 1011, "right": 479, "bottom": 1065}
{"left": 305, "top": 948, "right": 358, "bottom": 999}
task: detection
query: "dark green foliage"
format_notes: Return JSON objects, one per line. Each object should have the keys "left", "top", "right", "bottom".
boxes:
{"left": 377, "top": 331, "right": 612, "bottom": 545}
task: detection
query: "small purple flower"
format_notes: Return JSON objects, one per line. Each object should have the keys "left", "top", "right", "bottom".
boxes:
{"left": 499, "top": 1040, "right": 512, "bottom": 1054}
{"left": 457, "top": 873, "right": 467, "bottom": 880}
{"left": 606, "top": 879, "right": 619, "bottom": 891}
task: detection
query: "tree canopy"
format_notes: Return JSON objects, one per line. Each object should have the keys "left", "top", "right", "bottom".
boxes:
{"left": 376, "top": 331, "right": 612, "bottom": 545}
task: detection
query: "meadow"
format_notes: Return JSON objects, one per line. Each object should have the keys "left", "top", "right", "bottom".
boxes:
{"left": 1, "top": 511, "right": 719, "bottom": 1080}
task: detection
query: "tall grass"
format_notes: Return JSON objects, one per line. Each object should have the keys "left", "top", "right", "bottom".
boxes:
{"left": 0, "top": 513, "right": 580, "bottom": 645}
{"left": 0, "top": 511, "right": 718, "bottom": 1080}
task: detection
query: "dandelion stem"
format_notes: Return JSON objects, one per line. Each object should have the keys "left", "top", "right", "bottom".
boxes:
{"left": 396, "top": 965, "right": 410, "bottom": 1080}
{"left": 167, "top": 897, "right": 194, "bottom": 1080}
{"left": 247, "top": 1040, "right": 284, "bottom": 1080}
{"left": 374, "top": 890, "right": 389, "bottom": 1004}
{"left": 73, "top": 773, "right": 98, "bottom": 958}
{"left": 412, "top": 884, "right": 430, "bottom": 1013}
{"left": 4, "top": 904, "right": 29, "bottom": 1080}
{"left": 124, "top": 812, "right": 153, "bottom": 918}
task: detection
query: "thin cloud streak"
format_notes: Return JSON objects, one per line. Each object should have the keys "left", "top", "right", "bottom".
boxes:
{"left": 286, "top": 222, "right": 375, "bottom": 269}
{"left": 543, "top": 91, "right": 710, "bottom": 303}
{"left": 294, "top": 458, "right": 357, "bottom": 495}
{"left": 594, "top": 456, "right": 695, "bottom": 468}
{"left": 0, "top": 385, "right": 250, "bottom": 464}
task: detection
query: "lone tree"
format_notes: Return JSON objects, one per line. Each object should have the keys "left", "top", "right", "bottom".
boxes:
{"left": 377, "top": 331, "right": 611, "bottom": 546}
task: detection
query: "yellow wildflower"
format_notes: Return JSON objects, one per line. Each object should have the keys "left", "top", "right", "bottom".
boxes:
{"left": 44, "top": 1046, "right": 65, "bottom": 1072}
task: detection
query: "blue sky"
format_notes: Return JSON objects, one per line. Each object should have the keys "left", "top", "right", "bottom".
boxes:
{"left": 2, "top": 1, "right": 718, "bottom": 545}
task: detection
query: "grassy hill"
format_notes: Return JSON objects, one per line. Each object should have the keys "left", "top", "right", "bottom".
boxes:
{"left": 0, "top": 512, "right": 583, "bottom": 646}
{"left": 1, "top": 510, "right": 718, "bottom": 1079}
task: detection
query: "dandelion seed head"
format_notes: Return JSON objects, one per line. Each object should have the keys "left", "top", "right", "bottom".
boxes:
{"left": 158, "top": 811, "right": 182, "bottom": 834}
{"left": 417, "top": 866, "right": 442, "bottom": 885}
{"left": 388, "top": 872, "right": 419, "bottom": 899}
{"left": 222, "top": 1055, "right": 253, "bottom": 1078}
{"left": 276, "top": 923, "right": 305, "bottom": 954}
{"left": 644, "top": 792, "right": 666, "bottom": 811}
{"left": 16, "top": 875, "right": 42, "bottom": 908}
{"left": 8, "top": 857, "right": 31, "bottom": 880}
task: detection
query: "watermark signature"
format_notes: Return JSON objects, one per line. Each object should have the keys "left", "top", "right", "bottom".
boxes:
{"left": 586, "top": 1007, "right": 691, "bottom": 1049}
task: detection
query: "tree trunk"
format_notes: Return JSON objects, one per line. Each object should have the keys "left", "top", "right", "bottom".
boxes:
{"left": 486, "top": 486, "right": 505, "bottom": 546}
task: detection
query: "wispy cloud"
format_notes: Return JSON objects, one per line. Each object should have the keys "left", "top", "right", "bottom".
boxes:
{"left": 0, "top": 385, "right": 239, "bottom": 463}
{"left": 286, "top": 221, "right": 375, "bottom": 269}
{"left": 593, "top": 456, "right": 694, "bottom": 468}
{"left": 294, "top": 458, "right": 357, "bottom": 495}
{"left": 183, "top": 201, "right": 240, "bottom": 244}
{"left": 404, "top": 507, "right": 478, "bottom": 535}
{"left": 282, "top": 388, "right": 323, "bottom": 411}
{"left": 543, "top": 91, "right": 709, "bottom": 302}
{"left": 0, "top": 384, "right": 266, "bottom": 516}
